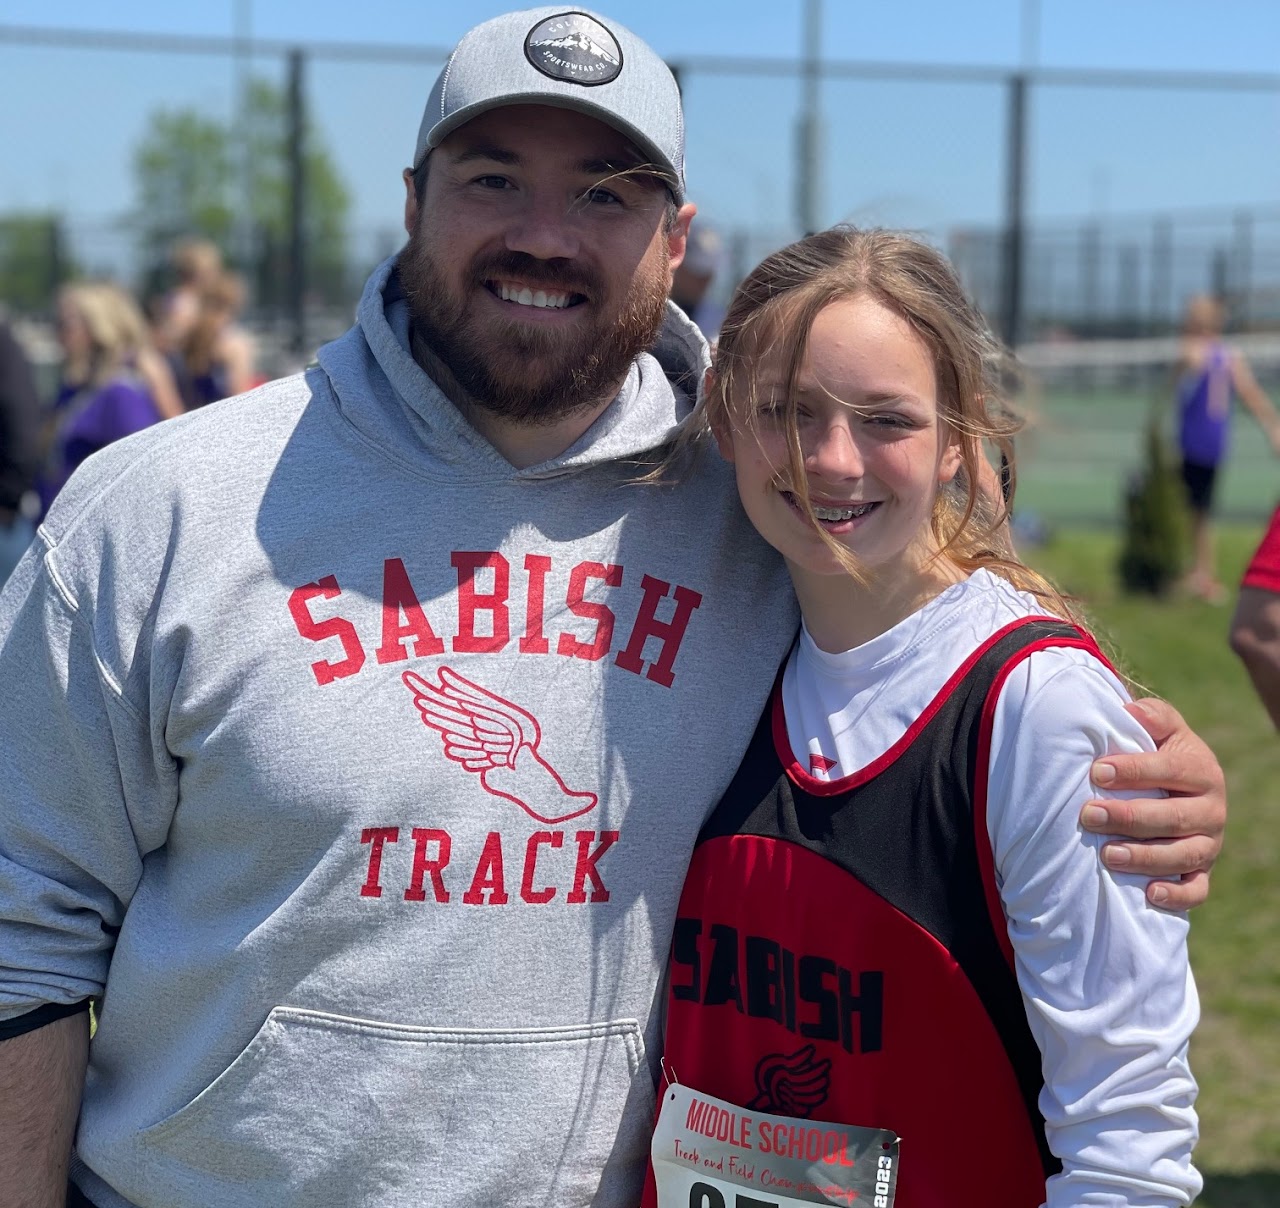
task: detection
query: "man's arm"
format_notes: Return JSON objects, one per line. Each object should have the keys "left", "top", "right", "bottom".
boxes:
{"left": 0, "top": 1012, "right": 90, "bottom": 1207}
{"left": 1230, "top": 586, "right": 1280, "bottom": 730}
{"left": 1080, "top": 698, "right": 1226, "bottom": 910}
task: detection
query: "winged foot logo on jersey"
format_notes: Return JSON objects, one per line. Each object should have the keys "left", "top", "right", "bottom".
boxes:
{"left": 747, "top": 1045, "right": 833, "bottom": 1118}
{"left": 404, "top": 666, "right": 598, "bottom": 825}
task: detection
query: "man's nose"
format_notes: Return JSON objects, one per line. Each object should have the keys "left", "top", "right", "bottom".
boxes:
{"left": 804, "top": 420, "right": 865, "bottom": 480}
{"left": 504, "top": 195, "right": 582, "bottom": 261}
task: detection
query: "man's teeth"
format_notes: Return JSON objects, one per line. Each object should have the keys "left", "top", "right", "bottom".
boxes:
{"left": 812, "top": 502, "right": 875, "bottom": 521}
{"left": 497, "top": 283, "right": 572, "bottom": 309}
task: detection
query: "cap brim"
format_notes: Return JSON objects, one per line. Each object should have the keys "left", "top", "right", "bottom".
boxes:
{"left": 420, "top": 95, "right": 682, "bottom": 201}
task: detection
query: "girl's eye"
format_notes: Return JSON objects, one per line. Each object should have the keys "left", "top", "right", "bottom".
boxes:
{"left": 868, "top": 413, "right": 913, "bottom": 429}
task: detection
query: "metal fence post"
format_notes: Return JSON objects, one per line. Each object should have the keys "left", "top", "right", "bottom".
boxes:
{"left": 794, "top": 0, "right": 823, "bottom": 236}
{"left": 287, "top": 46, "right": 307, "bottom": 355}
{"left": 1000, "top": 72, "right": 1028, "bottom": 349}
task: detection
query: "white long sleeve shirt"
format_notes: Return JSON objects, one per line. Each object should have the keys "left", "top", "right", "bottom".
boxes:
{"left": 781, "top": 568, "right": 1201, "bottom": 1207}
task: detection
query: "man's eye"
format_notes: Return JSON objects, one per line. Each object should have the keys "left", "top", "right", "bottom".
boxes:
{"left": 582, "top": 187, "right": 623, "bottom": 206}
{"left": 474, "top": 175, "right": 512, "bottom": 190}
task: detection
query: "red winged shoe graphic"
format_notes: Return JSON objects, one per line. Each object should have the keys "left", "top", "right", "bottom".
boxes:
{"left": 403, "top": 667, "right": 598, "bottom": 825}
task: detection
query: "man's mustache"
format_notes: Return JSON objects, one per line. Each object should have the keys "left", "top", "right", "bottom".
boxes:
{"left": 471, "top": 252, "right": 600, "bottom": 301}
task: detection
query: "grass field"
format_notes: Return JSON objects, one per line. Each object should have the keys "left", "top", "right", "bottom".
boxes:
{"left": 1027, "top": 522, "right": 1279, "bottom": 1206}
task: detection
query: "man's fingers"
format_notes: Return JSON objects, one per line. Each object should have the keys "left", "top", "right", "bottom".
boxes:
{"left": 1091, "top": 747, "right": 1217, "bottom": 796}
{"left": 1091, "top": 698, "right": 1225, "bottom": 798}
{"left": 1083, "top": 789, "right": 1226, "bottom": 846}
{"left": 1123, "top": 697, "right": 1182, "bottom": 743}
{"left": 1082, "top": 795, "right": 1202, "bottom": 840}
{"left": 1099, "top": 834, "right": 1220, "bottom": 878}
{"left": 1144, "top": 870, "right": 1210, "bottom": 912}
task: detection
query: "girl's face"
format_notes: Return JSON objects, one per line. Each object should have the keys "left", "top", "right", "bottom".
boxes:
{"left": 715, "top": 292, "right": 963, "bottom": 588}
{"left": 56, "top": 295, "right": 91, "bottom": 362}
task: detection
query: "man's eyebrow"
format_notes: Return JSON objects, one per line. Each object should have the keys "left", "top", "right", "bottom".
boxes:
{"left": 449, "top": 144, "right": 521, "bottom": 166}
{"left": 578, "top": 156, "right": 665, "bottom": 186}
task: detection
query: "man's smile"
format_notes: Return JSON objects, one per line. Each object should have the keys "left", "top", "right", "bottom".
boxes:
{"left": 485, "top": 279, "right": 588, "bottom": 310}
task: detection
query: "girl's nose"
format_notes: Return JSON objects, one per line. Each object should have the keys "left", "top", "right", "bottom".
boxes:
{"left": 804, "top": 419, "right": 864, "bottom": 481}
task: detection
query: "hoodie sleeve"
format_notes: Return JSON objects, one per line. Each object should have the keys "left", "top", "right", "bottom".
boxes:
{"left": 0, "top": 531, "right": 178, "bottom": 1024}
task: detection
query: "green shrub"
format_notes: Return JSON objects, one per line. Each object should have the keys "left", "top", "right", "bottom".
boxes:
{"left": 1117, "top": 418, "right": 1189, "bottom": 595}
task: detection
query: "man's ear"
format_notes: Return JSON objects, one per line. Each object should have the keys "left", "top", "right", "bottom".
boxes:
{"left": 403, "top": 168, "right": 419, "bottom": 237}
{"left": 705, "top": 369, "right": 736, "bottom": 463}
{"left": 666, "top": 202, "right": 698, "bottom": 271}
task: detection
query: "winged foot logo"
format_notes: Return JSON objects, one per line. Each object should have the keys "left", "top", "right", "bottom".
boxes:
{"left": 404, "top": 666, "right": 597, "bottom": 825}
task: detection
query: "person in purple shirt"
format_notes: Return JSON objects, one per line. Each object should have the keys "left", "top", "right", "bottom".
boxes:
{"left": 1174, "top": 294, "right": 1280, "bottom": 602}
{"left": 39, "top": 283, "right": 164, "bottom": 517}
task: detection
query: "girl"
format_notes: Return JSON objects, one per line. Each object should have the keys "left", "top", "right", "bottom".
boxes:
{"left": 38, "top": 283, "right": 167, "bottom": 516}
{"left": 650, "top": 228, "right": 1199, "bottom": 1206}
{"left": 1173, "top": 294, "right": 1280, "bottom": 604}
{"left": 178, "top": 270, "right": 258, "bottom": 409}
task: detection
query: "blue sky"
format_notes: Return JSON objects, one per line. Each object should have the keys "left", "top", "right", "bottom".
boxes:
{"left": 2, "top": 1, "right": 1277, "bottom": 273}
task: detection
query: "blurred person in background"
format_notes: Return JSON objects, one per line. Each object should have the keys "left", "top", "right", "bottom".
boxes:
{"left": 155, "top": 237, "right": 224, "bottom": 353}
{"left": 1174, "top": 293, "right": 1280, "bottom": 603}
{"left": 1230, "top": 508, "right": 1280, "bottom": 729}
{"left": 178, "top": 270, "right": 259, "bottom": 407}
{"left": 37, "top": 283, "right": 165, "bottom": 516}
{"left": 0, "top": 316, "right": 41, "bottom": 585}
{"left": 670, "top": 220, "right": 726, "bottom": 341}
{"left": 97, "top": 282, "right": 186, "bottom": 422}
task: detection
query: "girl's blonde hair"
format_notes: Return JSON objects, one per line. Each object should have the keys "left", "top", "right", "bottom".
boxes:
{"left": 702, "top": 225, "right": 1079, "bottom": 623}
{"left": 60, "top": 282, "right": 152, "bottom": 389}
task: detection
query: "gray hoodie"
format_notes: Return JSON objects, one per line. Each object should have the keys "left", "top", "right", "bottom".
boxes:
{"left": 0, "top": 256, "right": 797, "bottom": 1207}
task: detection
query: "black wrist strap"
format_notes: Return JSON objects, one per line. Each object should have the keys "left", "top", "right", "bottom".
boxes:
{"left": 0, "top": 999, "right": 91, "bottom": 1043}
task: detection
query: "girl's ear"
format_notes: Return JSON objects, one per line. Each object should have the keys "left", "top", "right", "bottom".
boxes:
{"left": 938, "top": 430, "right": 964, "bottom": 484}
{"left": 705, "top": 369, "right": 736, "bottom": 463}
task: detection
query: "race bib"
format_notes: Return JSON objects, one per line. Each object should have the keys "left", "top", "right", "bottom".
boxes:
{"left": 652, "top": 1083, "right": 900, "bottom": 1207}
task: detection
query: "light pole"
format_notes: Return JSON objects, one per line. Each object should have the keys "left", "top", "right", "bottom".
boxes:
{"left": 233, "top": 0, "right": 254, "bottom": 276}
{"left": 795, "top": 0, "right": 823, "bottom": 236}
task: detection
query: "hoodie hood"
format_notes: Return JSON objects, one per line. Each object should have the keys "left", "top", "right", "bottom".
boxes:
{"left": 315, "top": 254, "right": 709, "bottom": 483}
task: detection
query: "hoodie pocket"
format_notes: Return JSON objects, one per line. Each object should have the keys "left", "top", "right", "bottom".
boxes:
{"left": 134, "top": 1006, "right": 656, "bottom": 1208}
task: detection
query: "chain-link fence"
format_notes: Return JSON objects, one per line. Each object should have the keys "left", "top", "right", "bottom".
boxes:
{"left": 4, "top": 22, "right": 1279, "bottom": 523}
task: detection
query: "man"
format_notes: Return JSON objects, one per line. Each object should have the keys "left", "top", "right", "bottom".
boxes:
{"left": 1230, "top": 507, "right": 1280, "bottom": 728}
{"left": 0, "top": 9, "right": 1226, "bottom": 1207}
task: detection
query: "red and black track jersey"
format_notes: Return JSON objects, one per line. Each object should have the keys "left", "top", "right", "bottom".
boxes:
{"left": 652, "top": 618, "right": 1101, "bottom": 1208}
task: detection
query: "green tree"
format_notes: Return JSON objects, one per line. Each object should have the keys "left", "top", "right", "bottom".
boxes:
{"left": 132, "top": 76, "right": 352, "bottom": 306}
{"left": 1117, "top": 417, "right": 1189, "bottom": 595}
{"left": 134, "top": 110, "right": 235, "bottom": 255}
{"left": 0, "top": 212, "right": 77, "bottom": 315}
{"left": 240, "top": 77, "right": 352, "bottom": 308}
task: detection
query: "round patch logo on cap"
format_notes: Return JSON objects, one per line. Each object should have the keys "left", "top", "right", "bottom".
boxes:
{"left": 524, "top": 12, "right": 623, "bottom": 87}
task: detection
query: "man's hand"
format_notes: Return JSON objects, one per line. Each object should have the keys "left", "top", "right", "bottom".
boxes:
{"left": 1080, "top": 697, "right": 1225, "bottom": 910}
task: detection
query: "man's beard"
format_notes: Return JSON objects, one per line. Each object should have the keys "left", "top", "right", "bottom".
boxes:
{"left": 399, "top": 230, "right": 670, "bottom": 426}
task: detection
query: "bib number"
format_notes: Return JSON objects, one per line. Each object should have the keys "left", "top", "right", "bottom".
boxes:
{"left": 652, "top": 1084, "right": 899, "bottom": 1207}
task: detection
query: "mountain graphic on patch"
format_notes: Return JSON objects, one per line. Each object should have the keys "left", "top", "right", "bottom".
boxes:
{"left": 532, "top": 32, "right": 620, "bottom": 67}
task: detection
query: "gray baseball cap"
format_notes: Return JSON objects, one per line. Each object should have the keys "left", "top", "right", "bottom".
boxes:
{"left": 414, "top": 7, "right": 685, "bottom": 201}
